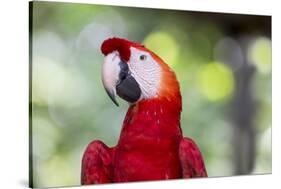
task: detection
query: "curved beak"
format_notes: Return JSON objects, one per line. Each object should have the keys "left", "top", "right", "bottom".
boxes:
{"left": 101, "top": 52, "right": 141, "bottom": 106}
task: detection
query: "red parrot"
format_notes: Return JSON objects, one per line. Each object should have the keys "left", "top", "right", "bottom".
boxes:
{"left": 81, "top": 37, "right": 207, "bottom": 184}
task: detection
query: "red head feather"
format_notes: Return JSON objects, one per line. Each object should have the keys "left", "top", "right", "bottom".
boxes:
{"left": 101, "top": 37, "right": 181, "bottom": 111}
{"left": 101, "top": 37, "right": 144, "bottom": 62}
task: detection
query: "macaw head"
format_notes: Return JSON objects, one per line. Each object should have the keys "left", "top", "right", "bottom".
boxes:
{"left": 101, "top": 37, "right": 181, "bottom": 107}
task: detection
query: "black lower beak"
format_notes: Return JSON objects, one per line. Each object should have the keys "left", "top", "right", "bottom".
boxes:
{"left": 116, "top": 61, "right": 141, "bottom": 104}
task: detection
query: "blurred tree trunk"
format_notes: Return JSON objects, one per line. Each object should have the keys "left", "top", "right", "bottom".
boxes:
{"left": 213, "top": 14, "right": 270, "bottom": 175}
{"left": 231, "top": 54, "right": 257, "bottom": 174}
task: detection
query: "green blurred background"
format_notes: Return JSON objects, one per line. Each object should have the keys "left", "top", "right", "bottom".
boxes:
{"left": 30, "top": 1, "right": 272, "bottom": 188}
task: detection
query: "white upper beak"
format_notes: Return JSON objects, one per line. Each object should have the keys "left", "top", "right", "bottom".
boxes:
{"left": 101, "top": 52, "right": 121, "bottom": 106}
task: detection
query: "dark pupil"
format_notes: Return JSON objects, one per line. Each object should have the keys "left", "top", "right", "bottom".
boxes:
{"left": 140, "top": 55, "right": 146, "bottom": 60}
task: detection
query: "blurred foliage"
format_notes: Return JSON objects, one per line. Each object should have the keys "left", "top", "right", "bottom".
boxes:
{"left": 30, "top": 2, "right": 272, "bottom": 188}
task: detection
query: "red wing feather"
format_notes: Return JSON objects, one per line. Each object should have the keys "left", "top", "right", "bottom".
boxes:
{"left": 179, "top": 137, "right": 208, "bottom": 178}
{"left": 81, "top": 140, "right": 114, "bottom": 184}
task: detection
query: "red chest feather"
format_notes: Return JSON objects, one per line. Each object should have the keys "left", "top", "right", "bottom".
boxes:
{"left": 112, "top": 99, "right": 183, "bottom": 182}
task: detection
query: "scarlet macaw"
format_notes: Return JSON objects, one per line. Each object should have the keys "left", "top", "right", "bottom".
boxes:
{"left": 81, "top": 37, "right": 207, "bottom": 184}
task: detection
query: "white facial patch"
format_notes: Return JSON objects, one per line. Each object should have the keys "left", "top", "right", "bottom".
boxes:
{"left": 128, "top": 47, "right": 161, "bottom": 99}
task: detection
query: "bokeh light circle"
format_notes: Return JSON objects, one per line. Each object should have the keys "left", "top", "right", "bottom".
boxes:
{"left": 214, "top": 37, "right": 244, "bottom": 71}
{"left": 248, "top": 37, "right": 271, "bottom": 74}
{"left": 143, "top": 31, "right": 179, "bottom": 67}
{"left": 197, "top": 62, "right": 235, "bottom": 101}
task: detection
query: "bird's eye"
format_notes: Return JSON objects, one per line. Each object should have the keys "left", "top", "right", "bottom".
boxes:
{"left": 139, "top": 55, "right": 147, "bottom": 61}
